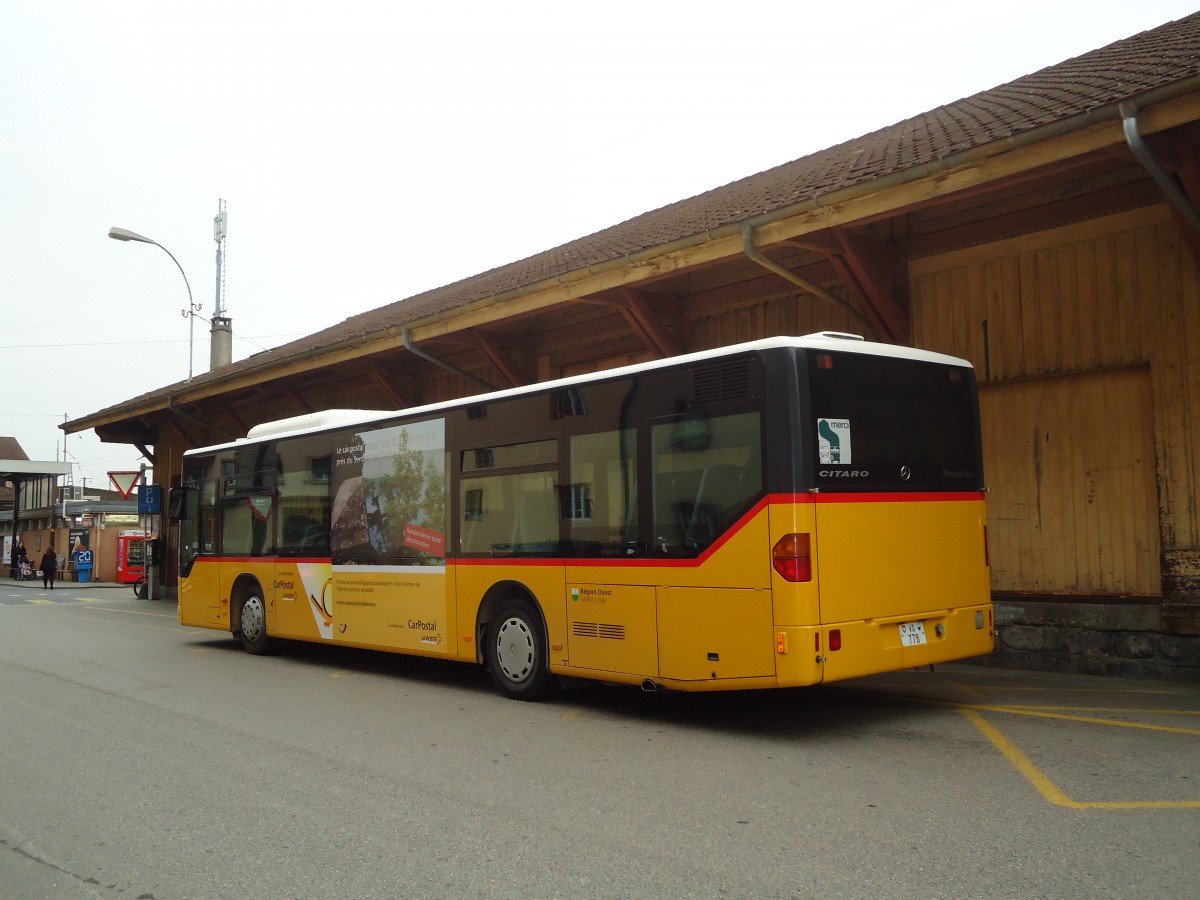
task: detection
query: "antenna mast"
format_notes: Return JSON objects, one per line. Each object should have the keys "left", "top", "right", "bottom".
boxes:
{"left": 210, "top": 199, "right": 233, "bottom": 370}
{"left": 213, "top": 198, "right": 227, "bottom": 318}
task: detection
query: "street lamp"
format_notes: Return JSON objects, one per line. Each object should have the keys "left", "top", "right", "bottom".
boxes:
{"left": 108, "top": 226, "right": 200, "bottom": 380}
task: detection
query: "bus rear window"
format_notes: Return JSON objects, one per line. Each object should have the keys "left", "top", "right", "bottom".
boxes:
{"left": 807, "top": 351, "right": 982, "bottom": 490}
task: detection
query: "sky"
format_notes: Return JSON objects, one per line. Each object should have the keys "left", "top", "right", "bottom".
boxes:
{"left": 2, "top": 0, "right": 1196, "bottom": 492}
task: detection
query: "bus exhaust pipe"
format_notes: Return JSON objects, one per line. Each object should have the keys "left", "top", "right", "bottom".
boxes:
{"left": 641, "top": 679, "right": 658, "bottom": 693}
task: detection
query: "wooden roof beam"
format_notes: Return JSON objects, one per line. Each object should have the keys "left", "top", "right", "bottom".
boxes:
{"left": 161, "top": 417, "right": 197, "bottom": 452}
{"left": 166, "top": 397, "right": 244, "bottom": 443}
{"left": 832, "top": 229, "right": 909, "bottom": 342}
{"left": 618, "top": 288, "right": 682, "bottom": 357}
{"left": 1157, "top": 133, "right": 1200, "bottom": 264}
{"left": 582, "top": 289, "right": 682, "bottom": 358}
{"left": 366, "top": 362, "right": 416, "bottom": 407}
{"left": 285, "top": 390, "right": 315, "bottom": 414}
{"left": 474, "top": 331, "right": 530, "bottom": 387}
{"left": 901, "top": 178, "right": 1162, "bottom": 257}
{"left": 779, "top": 232, "right": 894, "bottom": 340}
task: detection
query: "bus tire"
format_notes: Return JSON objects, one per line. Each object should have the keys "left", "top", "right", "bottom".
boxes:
{"left": 486, "top": 598, "right": 555, "bottom": 701}
{"left": 237, "top": 592, "right": 272, "bottom": 655}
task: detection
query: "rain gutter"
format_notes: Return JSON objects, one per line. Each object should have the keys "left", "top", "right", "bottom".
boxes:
{"left": 739, "top": 223, "right": 865, "bottom": 322}
{"left": 1118, "top": 100, "right": 1200, "bottom": 236}
{"left": 401, "top": 327, "right": 497, "bottom": 390}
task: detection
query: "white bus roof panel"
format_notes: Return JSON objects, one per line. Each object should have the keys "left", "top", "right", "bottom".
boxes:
{"left": 185, "top": 334, "right": 973, "bottom": 456}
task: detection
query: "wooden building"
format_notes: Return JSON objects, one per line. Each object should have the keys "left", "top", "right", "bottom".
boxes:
{"left": 69, "top": 15, "right": 1200, "bottom": 679}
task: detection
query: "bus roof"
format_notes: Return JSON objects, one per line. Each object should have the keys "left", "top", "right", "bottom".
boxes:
{"left": 185, "top": 333, "right": 973, "bottom": 456}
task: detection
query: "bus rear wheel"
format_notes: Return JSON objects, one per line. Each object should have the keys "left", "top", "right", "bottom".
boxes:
{"left": 486, "top": 598, "right": 555, "bottom": 701}
{"left": 237, "top": 592, "right": 272, "bottom": 655}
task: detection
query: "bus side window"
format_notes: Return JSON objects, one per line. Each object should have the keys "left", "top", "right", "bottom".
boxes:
{"left": 686, "top": 463, "right": 743, "bottom": 546}
{"left": 651, "top": 411, "right": 762, "bottom": 554}
{"left": 510, "top": 479, "right": 560, "bottom": 552}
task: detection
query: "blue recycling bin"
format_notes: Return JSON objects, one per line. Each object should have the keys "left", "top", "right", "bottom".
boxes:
{"left": 76, "top": 549, "right": 93, "bottom": 583}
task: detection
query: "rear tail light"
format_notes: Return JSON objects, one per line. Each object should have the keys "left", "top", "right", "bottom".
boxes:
{"left": 829, "top": 629, "right": 842, "bottom": 651}
{"left": 772, "top": 533, "right": 812, "bottom": 582}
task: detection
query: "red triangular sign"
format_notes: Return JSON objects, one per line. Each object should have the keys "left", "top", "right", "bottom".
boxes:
{"left": 109, "top": 471, "right": 141, "bottom": 499}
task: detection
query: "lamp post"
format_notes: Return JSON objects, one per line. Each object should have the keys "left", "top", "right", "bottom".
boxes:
{"left": 108, "top": 226, "right": 200, "bottom": 380}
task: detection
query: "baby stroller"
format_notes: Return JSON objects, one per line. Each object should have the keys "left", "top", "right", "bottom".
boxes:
{"left": 17, "top": 559, "right": 35, "bottom": 580}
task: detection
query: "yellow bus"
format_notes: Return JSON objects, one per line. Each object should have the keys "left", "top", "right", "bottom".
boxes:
{"left": 172, "top": 333, "right": 993, "bottom": 699}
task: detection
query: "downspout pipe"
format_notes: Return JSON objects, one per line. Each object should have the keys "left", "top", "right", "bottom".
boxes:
{"left": 740, "top": 223, "right": 866, "bottom": 325}
{"left": 1119, "top": 100, "right": 1200, "bottom": 237}
{"left": 401, "top": 327, "right": 497, "bottom": 391}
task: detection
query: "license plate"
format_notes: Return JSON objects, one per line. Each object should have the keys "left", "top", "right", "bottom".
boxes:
{"left": 899, "top": 621, "right": 928, "bottom": 647}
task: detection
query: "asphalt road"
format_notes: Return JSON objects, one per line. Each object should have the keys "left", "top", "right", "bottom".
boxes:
{"left": 2, "top": 582, "right": 1198, "bottom": 899}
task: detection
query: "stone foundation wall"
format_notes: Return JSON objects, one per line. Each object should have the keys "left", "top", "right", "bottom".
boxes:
{"left": 982, "top": 599, "right": 1200, "bottom": 682}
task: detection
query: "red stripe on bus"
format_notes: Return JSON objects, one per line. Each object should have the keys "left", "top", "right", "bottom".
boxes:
{"left": 769, "top": 491, "right": 985, "bottom": 504}
{"left": 190, "top": 492, "right": 981, "bottom": 570}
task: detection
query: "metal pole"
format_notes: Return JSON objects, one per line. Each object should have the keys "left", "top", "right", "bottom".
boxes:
{"left": 108, "top": 228, "right": 196, "bottom": 381}
{"left": 140, "top": 462, "right": 154, "bottom": 601}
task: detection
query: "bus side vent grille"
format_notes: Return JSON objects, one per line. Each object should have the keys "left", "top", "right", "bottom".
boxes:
{"left": 572, "top": 622, "right": 626, "bottom": 640}
{"left": 693, "top": 359, "right": 751, "bottom": 404}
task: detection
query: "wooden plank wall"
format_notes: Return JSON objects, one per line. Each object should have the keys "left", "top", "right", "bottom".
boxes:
{"left": 688, "top": 291, "right": 872, "bottom": 350}
{"left": 979, "top": 368, "right": 1158, "bottom": 594}
{"left": 910, "top": 205, "right": 1200, "bottom": 600}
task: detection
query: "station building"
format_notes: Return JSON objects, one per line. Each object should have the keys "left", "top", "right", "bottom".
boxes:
{"left": 68, "top": 15, "right": 1200, "bottom": 679}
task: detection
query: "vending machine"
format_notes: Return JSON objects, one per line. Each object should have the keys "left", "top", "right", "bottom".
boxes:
{"left": 116, "top": 532, "right": 147, "bottom": 584}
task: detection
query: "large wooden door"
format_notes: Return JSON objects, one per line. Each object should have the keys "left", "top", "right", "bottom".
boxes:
{"left": 980, "top": 368, "right": 1160, "bottom": 596}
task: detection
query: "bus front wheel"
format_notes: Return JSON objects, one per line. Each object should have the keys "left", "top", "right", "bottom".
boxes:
{"left": 486, "top": 598, "right": 555, "bottom": 701}
{"left": 237, "top": 592, "right": 272, "bottom": 655}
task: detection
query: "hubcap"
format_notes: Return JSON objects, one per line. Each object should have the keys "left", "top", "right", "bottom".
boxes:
{"left": 495, "top": 616, "right": 534, "bottom": 683}
{"left": 242, "top": 596, "right": 265, "bottom": 642}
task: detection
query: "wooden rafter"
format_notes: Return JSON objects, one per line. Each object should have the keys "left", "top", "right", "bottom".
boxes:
{"left": 618, "top": 288, "right": 682, "bottom": 356}
{"left": 780, "top": 233, "right": 899, "bottom": 340}
{"left": 1159, "top": 133, "right": 1200, "bottom": 264}
{"left": 900, "top": 178, "right": 1161, "bottom": 257}
{"left": 223, "top": 405, "right": 250, "bottom": 438}
{"left": 166, "top": 397, "right": 242, "bottom": 443}
{"left": 832, "top": 229, "right": 909, "bottom": 342}
{"left": 584, "top": 288, "right": 681, "bottom": 357}
{"left": 161, "top": 417, "right": 195, "bottom": 452}
{"left": 474, "top": 331, "right": 528, "bottom": 387}
{"left": 286, "top": 390, "right": 315, "bottom": 414}
{"left": 367, "top": 362, "right": 414, "bottom": 407}
{"left": 823, "top": 255, "right": 893, "bottom": 339}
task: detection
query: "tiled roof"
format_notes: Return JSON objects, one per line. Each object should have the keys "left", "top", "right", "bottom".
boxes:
{"left": 85, "top": 12, "right": 1200, "bottom": 418}
{"left": 0, "top": 437, "right": 30, "bottom": 461}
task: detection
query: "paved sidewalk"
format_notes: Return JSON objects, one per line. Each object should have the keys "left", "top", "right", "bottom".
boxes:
{"left": 6, "top": 577, "right": 127, "bottom": 590}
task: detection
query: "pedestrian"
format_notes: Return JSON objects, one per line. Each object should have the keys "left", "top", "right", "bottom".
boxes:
{"left": 16, "top": 541, "right": 29, "bottom": 579}
{"left": 39, "top": 545, "right": 58, "bottom": 590}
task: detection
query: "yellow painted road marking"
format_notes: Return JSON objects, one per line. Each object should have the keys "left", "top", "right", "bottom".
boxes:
{"left": 961, "top": 708, "right": 1200, "bottom": 810}
{"left": 81, "top": 605, "right": 175, "bottom": 619}
{"left": 986, "top": 704, "right": 1200, "bottom": 716}
{"left": 945, "top": 681, "right": 1188, "bottom": 698}
{"left": 963, "top": 702, "right": 1200, "bottom": 736}
{"left": 28, "top": 598, "right": 57, "bottom": 605}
